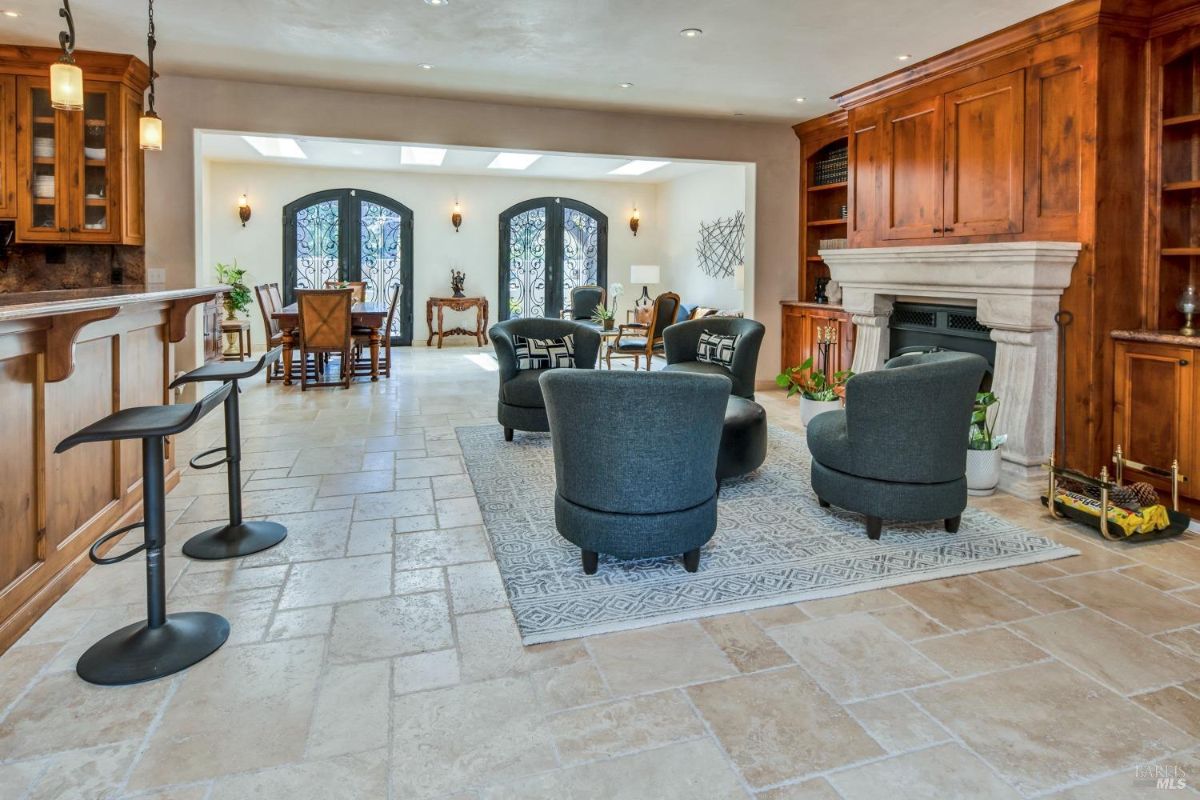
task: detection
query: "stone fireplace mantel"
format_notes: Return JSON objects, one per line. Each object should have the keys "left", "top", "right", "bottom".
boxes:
{"left": 819, "top": 242, "right": 1082, "bottom": 494}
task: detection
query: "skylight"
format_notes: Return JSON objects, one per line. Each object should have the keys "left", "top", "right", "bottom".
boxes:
{"left": 608, "top": 160, "right": 670, "bottom": 176}
{"left": 400, "top": 146, "right": 448, "bottom": 166}
{"left": 488, "top": 153, "right": 542, "bottom": 170}
{"left": 242, "top": 136, "right": 307, "bottom": 159}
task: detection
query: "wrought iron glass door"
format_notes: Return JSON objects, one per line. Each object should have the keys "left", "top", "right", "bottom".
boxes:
{"left": 499, "top": 197, "right": 607, "bottom": 320}
{"left": 283, "top": 189, "right": 414, "bottom": 344}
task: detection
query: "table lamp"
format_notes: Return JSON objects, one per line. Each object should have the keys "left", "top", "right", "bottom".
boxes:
{"left": 630, "top": 265, "right": 660, "bottom": 313}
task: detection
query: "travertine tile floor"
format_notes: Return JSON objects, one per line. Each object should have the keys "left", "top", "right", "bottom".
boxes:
{"left": 1, "top": 346, "right": 1199, "bottom": 799}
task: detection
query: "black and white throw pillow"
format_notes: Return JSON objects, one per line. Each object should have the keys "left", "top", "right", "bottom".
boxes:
{"left": 696, "top": 331, "right": 739, "bottom": 368}
{"left": 513, "top": 334, "right": 576, "bottom": 370}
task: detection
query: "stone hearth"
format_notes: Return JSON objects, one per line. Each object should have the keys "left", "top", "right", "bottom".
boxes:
{"left": 819, "top": 242, "right": 1082, "bottom": 494}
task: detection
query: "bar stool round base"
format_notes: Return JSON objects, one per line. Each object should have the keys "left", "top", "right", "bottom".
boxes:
{"left": 76, "top": 612, "right": 230, "bottom": 686}
{"left": 181, "top": 521, "right": 287, "bottom": 560}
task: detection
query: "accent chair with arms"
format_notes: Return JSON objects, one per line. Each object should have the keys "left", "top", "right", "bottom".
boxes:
{"left": 296, "top": 289, "right": 354, "bottom": 390}
{"left": 491, "top": 318, "right": 601, "bottom": 441}
{"left": 608, "top": 291, "right": 680, "bottom": 370}
{"left": 663, "top": 316, "right": 766, "bottom": 399}
{"left": 540, "top": 370, "right": 730, "bottom": 573}
{"left": 806, "top": 351, "right": 988, "bottom": 540}
{"left": 560, "top": 284, "right": 606, "bottom": 325}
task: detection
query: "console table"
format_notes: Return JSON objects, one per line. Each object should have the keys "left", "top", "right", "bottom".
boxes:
{"left": 426, "top": 296, "right": 489, "bottom": 348}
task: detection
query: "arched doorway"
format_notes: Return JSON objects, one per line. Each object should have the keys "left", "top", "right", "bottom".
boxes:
{"left": 499, "top": 197, "right": 607, "bottom": 320}
{"left": 283, "top": 188, "right": 414, "bottom": 344}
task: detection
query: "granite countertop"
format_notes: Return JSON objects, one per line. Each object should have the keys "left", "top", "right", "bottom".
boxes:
{"left": 0, "top": 285, "right": 224, "bottom": 322}
{"left": 780, "top": 300, "right": 845, "bottom": 310}
{"left": 1111, "top": 329, "right": 1200, "bottom": 348}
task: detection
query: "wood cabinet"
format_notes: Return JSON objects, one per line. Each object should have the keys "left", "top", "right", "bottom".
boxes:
{"left": 879, "top": 71, "right": 1024, "bottom": 240}
{"left": 1113, "top": 336, "right": 1199, "bottom": 509}
{"left": 0, "top": 46, "right": 147, "bottom": 245}
{"left": 203, "top": 298, "right": 223, "bottom": 363}
{"left": 781, "top": 302, "right": 855, "bottom": 376}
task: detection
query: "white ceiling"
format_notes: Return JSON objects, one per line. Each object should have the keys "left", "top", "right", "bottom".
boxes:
{"left": 0, "top": 0, "right": 1063, "bottom": 120}
{"left": 199, "top": 132, "right": 723, "bottom": 183}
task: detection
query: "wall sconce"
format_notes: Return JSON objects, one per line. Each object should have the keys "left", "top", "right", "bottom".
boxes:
{"left": 451, "top": 201, "right": 463, "bottom": 233}
{"left": 237, "top": 194, "right": 252, "bottom": 227}
{"left": 629, "top": 206, "right": 640, "bottom": 237}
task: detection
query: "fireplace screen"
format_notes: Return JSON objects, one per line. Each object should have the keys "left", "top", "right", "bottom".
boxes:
{"left": 889, "top": 303, "right": 996, "bottom": 379}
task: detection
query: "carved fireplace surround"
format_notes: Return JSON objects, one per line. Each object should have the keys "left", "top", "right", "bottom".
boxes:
{"left": 819, "top": 242, "right": 1082, "bottom": 494}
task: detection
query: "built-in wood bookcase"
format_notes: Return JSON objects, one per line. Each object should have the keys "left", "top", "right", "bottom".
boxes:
{"left": 796, "top": 115, "right": 849, "bottom": 304}
{"left": 1157, "top": 45, "right": 1200, "bottom": 331}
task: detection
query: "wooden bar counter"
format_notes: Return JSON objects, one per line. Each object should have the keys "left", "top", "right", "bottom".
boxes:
{"left": 0, "top": 286, "right": 218, "bottom": 654}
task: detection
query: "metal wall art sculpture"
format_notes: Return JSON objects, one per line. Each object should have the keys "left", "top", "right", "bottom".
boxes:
{"left": 696, "top": 210, "right": 745, "bottom": 279}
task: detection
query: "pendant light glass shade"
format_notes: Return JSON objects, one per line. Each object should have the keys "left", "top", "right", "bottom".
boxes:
{"left": 139, "top": 111, "right": 163, "bottom": 150}
{"left": 50, "top": 60, "right": 83, "bottom": 111}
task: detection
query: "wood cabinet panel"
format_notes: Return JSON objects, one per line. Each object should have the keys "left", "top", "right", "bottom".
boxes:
{"left": 1113, "top": 340, "right": 1196, "bottom": 498}
{"left": 781, "top": 304, "right": 855, "bottom": 376}
{"left": 944, "top": 71, "right": 1025, "bottom": 236}
{"left": 1027, "top": 62, "right": 1084, "bottom": 232}
{"left": 119, "top": 87, "right": 144, "bottom": 245}
{"left": 0, "top": 353, "right": 38, "bottom": 588}
{"left": 849, "top": 114, "right": 880, "bottom": 245}
{"left": 0, "top": 75, "right": 15, "bottom": 219}
{"left": 882, "top": 94, "right": 944, "bottom": 240}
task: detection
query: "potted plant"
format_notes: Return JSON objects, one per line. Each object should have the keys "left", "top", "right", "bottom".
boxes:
{"left": 215, "top": 261, "right": 251, "bottom": 321}
{"left": 966, "top": 391, "right": 1007, "bottom": 495}
{"left": 776, "top": 357, "right": 854, "bottom": 426}
{"left": 591, "top": 304, "right": 616, "bottom": 330}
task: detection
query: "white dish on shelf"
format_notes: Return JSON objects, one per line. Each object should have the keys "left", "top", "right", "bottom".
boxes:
{"left": 83, "top": 222, "right": 106, "bottom": 230}
{"left": 85, "top": 193, "right": 104, "bottom": 199}
{"left": 83, "top": 147, "right": 107, "bottom": 161}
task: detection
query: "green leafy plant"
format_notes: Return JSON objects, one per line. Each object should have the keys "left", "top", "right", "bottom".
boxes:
{"left": 590, "top": 304, "right": 616, "bottom": 323}
{"left": 968, "top": 391, "right": 1007, "bottom": 450}
{"left": 776, "top": 357, "right": 854, "bottom": 401}
{"left": 215, "top": 261, "right": 251, "bottom": 319}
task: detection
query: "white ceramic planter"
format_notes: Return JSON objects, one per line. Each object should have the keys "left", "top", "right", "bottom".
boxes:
{"left": 800, "top": 397, "right": 842, "bottom": 427}
{"left": 966, "top": 447, "right": 1003, "bottom": 496}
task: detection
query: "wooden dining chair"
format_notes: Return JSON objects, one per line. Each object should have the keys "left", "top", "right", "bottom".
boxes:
{"left": 254, "top": 284, "right": 285, "bottom": 383}
{"left": 324, "top": 280, "right": 367, "bottom": 303}
{"left": 296, "top": 289, "right": 354, "bottom": 390}
{"left": 608, "top": 292, "right": 681, "bottom": 370}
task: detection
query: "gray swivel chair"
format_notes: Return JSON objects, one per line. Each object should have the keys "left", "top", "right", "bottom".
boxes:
{"left": 491, "top": 318, "right": 601, "bottom": 441}
{"left": 806, "top": 351, "right": 988, "bottom": 540}
{"left": 662, "top": 317, "right": 765, "bottom": 399}
{"left": 540, "top": 370, "right": 730, "bottom": 573}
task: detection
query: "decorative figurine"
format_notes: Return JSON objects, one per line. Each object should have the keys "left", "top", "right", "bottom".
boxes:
{"left": 1178, "top": 285, "right": 1197, "bottom": 336}
{"left": 450, "top": 269, "right": 466, "bottom": 298}
{"left": 814, "top": 276, "right": 830, "bottom": 305}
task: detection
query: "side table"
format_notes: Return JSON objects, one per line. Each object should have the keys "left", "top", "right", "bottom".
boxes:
{"left": 220, "top": 318, "right": 251, "bottom": 362}
{"left": 426, "top": 297, "right": 489, "bottom": 348}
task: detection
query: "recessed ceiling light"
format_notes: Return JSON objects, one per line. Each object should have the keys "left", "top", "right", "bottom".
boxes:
{"left": 897, "top": 54, "right": 912, "bottom": 61}
{"left": 242, "top": 136, "right": 307, "bottom": 159}
{"left": 423, "top": 0, "right": 448, "bottom": 5}
{"left": 418, "top": 63, "right": 434, "bottom": 70}
{"left": 680, "top": 28, "right": 703, "bottom": 38}
{"left": 609, "top": 160, "right": 670, "bottom": 176}
{"left": 795, "top": 97, "right": 806, "bottom": 103}
{"left": 618, "top": 82, "right": 634, "bottom": 89}
{"left": 1, "top": 10, "right": 20, "bottom": 17}
{"left": 400, "top": 146, "right": 447, "bottom": 166}
{"left": 488, "top": 152, "right": 542, "bottom": 170}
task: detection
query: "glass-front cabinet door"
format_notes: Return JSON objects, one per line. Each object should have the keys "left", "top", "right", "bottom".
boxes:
{"left": 17, "top": 77, "right": 69, "bottom": 241}
{"left": 70, "top": 84, "right": 120, "bottom": 242}
{"left": 15, "top": 77, "right": 120, "bottom": 242}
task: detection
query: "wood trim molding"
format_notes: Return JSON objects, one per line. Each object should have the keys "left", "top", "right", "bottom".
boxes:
{"left": 168, "top": 293, "right": 218, "bottom": 344}
{"left": 43, "top": 307, "right": 119, "bottom": 383}
{"left": 0, "top": 46, "right": 149, "bottom": 91}
{"left": 793, "top": 111, "right": 848, "bottom": 140}
{"left": 830, "top": 0, "right": 1118, "bottom": 109}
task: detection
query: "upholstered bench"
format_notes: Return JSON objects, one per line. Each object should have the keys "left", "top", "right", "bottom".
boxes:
{"left": 718, "top": 396, "right": 767, "bottom": 480}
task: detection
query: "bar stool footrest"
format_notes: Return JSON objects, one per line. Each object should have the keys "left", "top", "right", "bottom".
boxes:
{"left": 76, "top": 612, "right": 230, "bottom": 686}
{"left": 89, "top": 522, "right": 146, "bottom": 565}
{"left": 182, "top": 520, "right": 288, "bottom": 560}
{"left": 188, "top": 446, "right": 231, "bottom": 471}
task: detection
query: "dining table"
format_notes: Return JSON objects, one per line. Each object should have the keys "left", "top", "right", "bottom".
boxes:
{"left": 272, "top": 301, "right": 389, "bottom": 385}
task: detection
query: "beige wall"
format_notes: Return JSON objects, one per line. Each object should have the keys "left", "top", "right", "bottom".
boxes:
{"left": 147, "top": 75, "right": 799, "bottom": 376}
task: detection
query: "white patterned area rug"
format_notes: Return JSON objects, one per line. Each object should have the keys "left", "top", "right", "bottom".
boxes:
{"left": 457, "top": 424, "right": 1078, "bottom": 645}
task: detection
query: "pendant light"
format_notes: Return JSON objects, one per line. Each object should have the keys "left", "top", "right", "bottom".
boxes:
{"left": 139, "top": 0, "right": 163, "bottom": 150}
{"left": 50, "top": 0, "right": 83, "bottom": 111}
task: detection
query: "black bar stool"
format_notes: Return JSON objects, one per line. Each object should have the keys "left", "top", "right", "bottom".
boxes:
{"left": 56, "top": 384, "right": 234, "bottom": 686}
{"left": 169, "top": 346, "right": 287, "bottom": 560}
